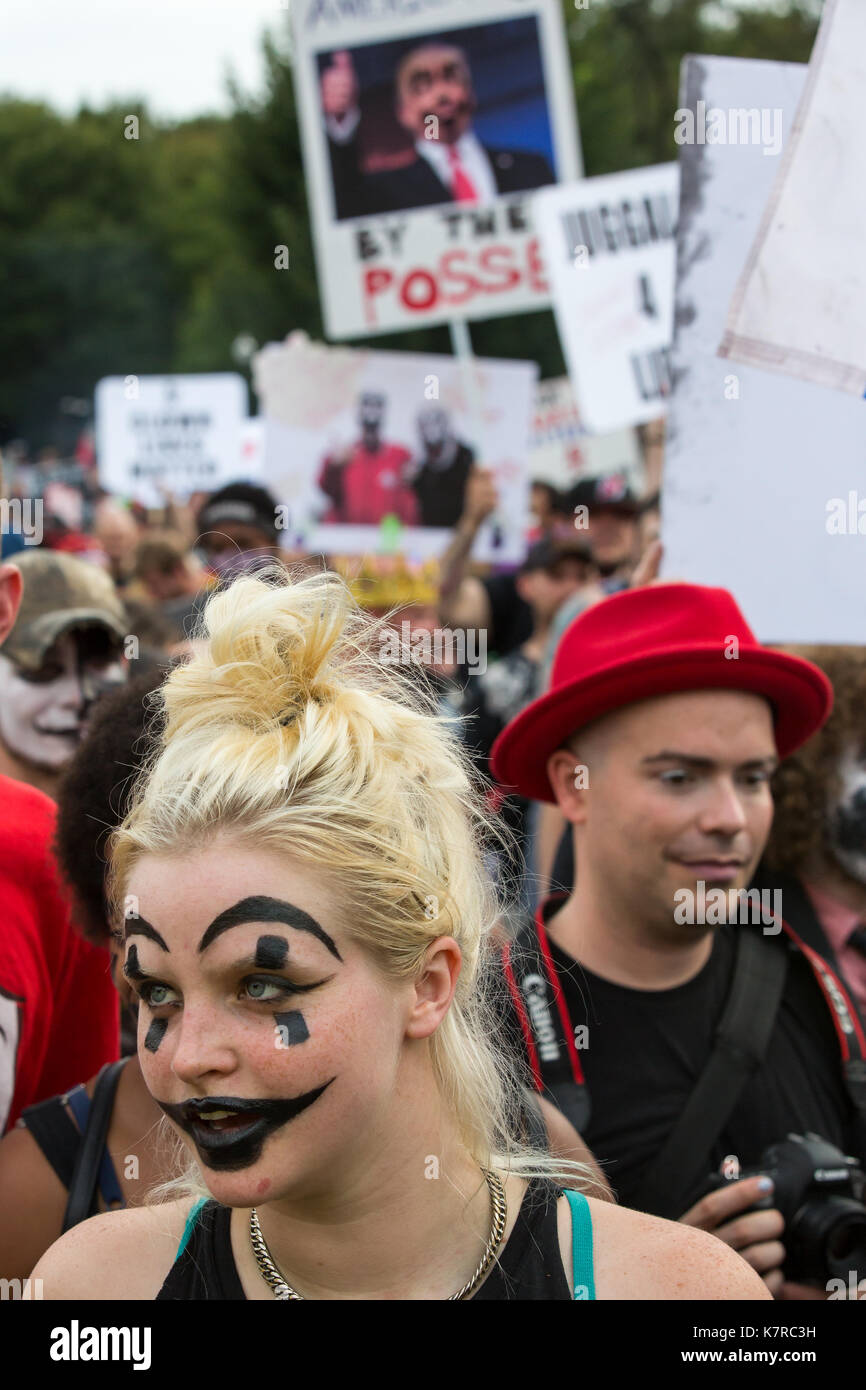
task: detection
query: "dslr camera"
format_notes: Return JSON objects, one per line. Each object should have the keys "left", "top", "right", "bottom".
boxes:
{"left": 704, "top": 1132, "right": 866, "bottom": 1285}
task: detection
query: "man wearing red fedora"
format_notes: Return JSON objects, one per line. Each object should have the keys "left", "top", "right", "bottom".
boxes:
{"left": 491, "top": 582, "right": 866, "bottom": 1298}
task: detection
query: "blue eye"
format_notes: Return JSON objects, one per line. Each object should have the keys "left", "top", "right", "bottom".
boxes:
{"left": 246, "top": 978, "right": 279, "bottom": 1000}
{"left": 142, "top": 982, "right": 179, "bottom": 1008}
{"left": 244, "top": 978, "right": 284, "bottom": 1002}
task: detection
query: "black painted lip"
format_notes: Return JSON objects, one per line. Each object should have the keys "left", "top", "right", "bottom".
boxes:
{"left": 158, "top": 1082, "right": 334, "bottom": 1153}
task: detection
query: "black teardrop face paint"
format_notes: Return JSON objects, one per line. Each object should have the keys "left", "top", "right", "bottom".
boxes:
{"left": 157, "top": 1083, "right": 334, "bottom": 1171}
{"left": 254, "top": 935, "right": 289, "bottom": 970}
{"left": 274, "top": 1010, "right": 309, "bottom": 1047}
{"left": 144, "top": 1017, "right": 168, "bottom": 1053}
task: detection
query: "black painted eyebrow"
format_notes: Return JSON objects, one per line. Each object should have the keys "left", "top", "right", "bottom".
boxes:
{"left": 197, "top": 896, "right": 343, "bottom": 961}
{"left": 124, "top": 917, "right": 170, "bottom": 951}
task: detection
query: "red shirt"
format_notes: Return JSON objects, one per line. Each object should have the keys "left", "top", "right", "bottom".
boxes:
{"left": 0, "top": 775, "right": 119, "bottom": 1132}
{"left": 323, "top": 443, "right": 418, "bottom": 526}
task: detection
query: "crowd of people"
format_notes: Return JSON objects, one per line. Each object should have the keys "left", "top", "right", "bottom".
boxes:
{"left": 0, "top": 439, "right": 864, "bottom": 1303}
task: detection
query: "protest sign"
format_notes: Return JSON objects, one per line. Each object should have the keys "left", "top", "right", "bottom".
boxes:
{"left": 663, "top": 55, "right": 866, "bottom": 643}
{"left": 239, "top": 417, "right": 265, "bottom": 482}
{"left": 529, "top": 377, "right": 641, "bottom": 492}
{"left": 720, "top": 0, "right": 866, "bottom": 395}
{"left": 289, "top": 0, "right": 581, "bottom": 338}
{"left": 533, "top": 165, "right": 679, "bottom": 434}
{"left": 253, "top": 333, "right": 537, "bottom": 564}
{"left": 95, "top": 373, "right": 247, "bottom": 508}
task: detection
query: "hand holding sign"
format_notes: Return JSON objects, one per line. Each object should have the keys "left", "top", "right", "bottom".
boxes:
{"left": 462, "top": 467, "right": 499, "bottom": 528}
{"left": 321, "top": 51, "right": 359, "bottom": 123}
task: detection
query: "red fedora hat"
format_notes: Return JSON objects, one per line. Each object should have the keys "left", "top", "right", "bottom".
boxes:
{"left": 490, "top": 583, "right": 833, "bottom": 804}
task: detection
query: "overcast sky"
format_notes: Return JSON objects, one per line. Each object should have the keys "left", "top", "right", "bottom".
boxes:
{"left": 1, "top": 0, "right": 288, "bottom": 120}
{"left": 0, "top": 0, "right": 820, "bottom": 122}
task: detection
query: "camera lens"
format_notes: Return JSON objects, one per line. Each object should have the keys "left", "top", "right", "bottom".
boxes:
{"left": 790, "top": 1198, "right": 866, "bottom": 1282}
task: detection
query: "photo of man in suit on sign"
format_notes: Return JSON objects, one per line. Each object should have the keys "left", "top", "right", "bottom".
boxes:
{"left": 321, "top": 37, "right": 555, "bottom": 220}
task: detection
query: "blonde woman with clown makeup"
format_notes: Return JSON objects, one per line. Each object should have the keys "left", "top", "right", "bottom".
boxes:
{"left": 32, "top": 571, "right": 768, "bottom": 1301}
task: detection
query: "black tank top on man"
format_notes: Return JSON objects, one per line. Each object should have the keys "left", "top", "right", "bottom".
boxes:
{"left": 499, "top": 899, "right": 862, "bottom": 1216}
{"left": 157, "top": 1177, "right": 572, "bottom": 1300}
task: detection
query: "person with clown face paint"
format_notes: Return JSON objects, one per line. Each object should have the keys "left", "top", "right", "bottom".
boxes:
{"left": 0, "top": 464, "right": 119, "bottom": 1144}
{"left": 761, "top": 645, "right": 866, "bottom": 1016}
{"left": 0, "top": 550, "right": 128, "bottom": 800}
{"left": 31, "top": 569, "right": 766, "bottom": 1301}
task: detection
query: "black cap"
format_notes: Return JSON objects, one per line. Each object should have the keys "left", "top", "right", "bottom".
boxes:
{"left": 196, "top": 482, "right": 279, "bottom": 545}
{"left": 565, "top": 473, "right": 639, "bottom": 516}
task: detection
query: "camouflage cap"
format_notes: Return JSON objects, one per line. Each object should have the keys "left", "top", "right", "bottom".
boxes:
{"left": 4, "top": 550, "right": 127, "bottom": 672}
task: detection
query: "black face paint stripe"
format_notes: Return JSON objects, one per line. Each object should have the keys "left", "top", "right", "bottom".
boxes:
{"left": 274, "top": 1010, "right": 309, "bottom": 1047}
{"left": 124, "top": 918, "right": 170, "bottom": 951}
{"left": 123, "top": 943, "right": 147, "bottom": 981}
{"left": 197, "top": 896, "right": 342, "bottom": 961}
{"left": 144, "top": 1017, "right": 168, "bottom": 1053}
{"left": 254, "top": 935, "right": 289, "bottom": 970}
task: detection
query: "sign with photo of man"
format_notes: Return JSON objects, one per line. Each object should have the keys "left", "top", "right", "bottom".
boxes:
{"left": 253, "top": 333, "right": 537, "bottom": 563}
{"left": 290, "top": 0, "right": 581, "bottom": 337}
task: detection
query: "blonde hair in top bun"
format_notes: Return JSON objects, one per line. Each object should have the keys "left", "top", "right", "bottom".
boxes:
{"left": 111, "top": 566, "right": 593, "bottom": 1191}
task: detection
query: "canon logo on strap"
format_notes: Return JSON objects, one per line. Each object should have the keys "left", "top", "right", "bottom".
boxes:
{"left": 814, "top": 959, "right": 856, "bottom": 1036}
{"left": 521, "top": 973, "right": 560, "bottom": 1062}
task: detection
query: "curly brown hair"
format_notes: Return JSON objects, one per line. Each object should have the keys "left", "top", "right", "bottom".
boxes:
{"left": 765, "top": 645, "right": 866, "bottom": 877}
{"left": 53, "top": 668, "right": 167, "bottom": 945}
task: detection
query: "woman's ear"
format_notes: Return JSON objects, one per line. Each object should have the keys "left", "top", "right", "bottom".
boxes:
{"left": 405, "top": 937, "right": 462, "bottom": 1039}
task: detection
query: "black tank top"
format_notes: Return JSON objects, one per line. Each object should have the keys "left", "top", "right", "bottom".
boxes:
{"left": 157, "top": 1177, "right": 573, "bottom": 1300}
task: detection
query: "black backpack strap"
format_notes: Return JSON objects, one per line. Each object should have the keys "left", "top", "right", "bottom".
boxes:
{"left": 633, "top": 929, "right": 789, "bottom": 1220}
{"left": 62, "top": 1059, "right": 126, "bottom": 1232}
{"left": 19, "top": 1089, "right": 84, "bottom": 1192}
{"left": 501, "top": 907, "right": 591, "bottom": 1134}
{"left": 748, "top": 869, "right": 866, "bottom": 1148}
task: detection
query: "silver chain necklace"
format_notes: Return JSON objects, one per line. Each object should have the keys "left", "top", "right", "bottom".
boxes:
{"left": 249, "top": 1167, "right": 508, "bottom": 1301}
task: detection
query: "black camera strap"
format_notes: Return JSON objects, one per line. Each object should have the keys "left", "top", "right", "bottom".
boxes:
{"left": 633, "top": 928, "right": 788, "bottom": 1219}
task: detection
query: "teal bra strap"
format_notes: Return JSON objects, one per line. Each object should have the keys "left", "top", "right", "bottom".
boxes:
{"left": 175, "top": 1197, "right": 209, "bottom": 1260}
{"left": 564, "top": 1189, "right": 596, "bottom": 1300}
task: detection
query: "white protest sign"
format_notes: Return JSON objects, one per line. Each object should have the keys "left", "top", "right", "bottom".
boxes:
{"left": 720, "top": 0, "right": 866, "bottom": 395}
{"left": 289, "top": 0, "right": 581, "bottom": 338}
{"left": 239, "top": 418, "right": 265, "bottom": 481}
{"left": 533, "top": 165, "right": 678, "bottom": 435}
{"left": 254, "top": 334, "right": 537, "bottom": 564}
{"left": 529, "top": 377, "right": 641, "bottom": 491}
{"left": 663, "top": 55, "right": 866, "bottom": 643}
{"left": 95, "top": 374, "right": 247, "bottom": 508}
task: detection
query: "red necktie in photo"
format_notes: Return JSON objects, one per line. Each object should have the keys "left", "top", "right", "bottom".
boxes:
{"left": 447, "top": 145, "right": 478, "bottom": 203}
